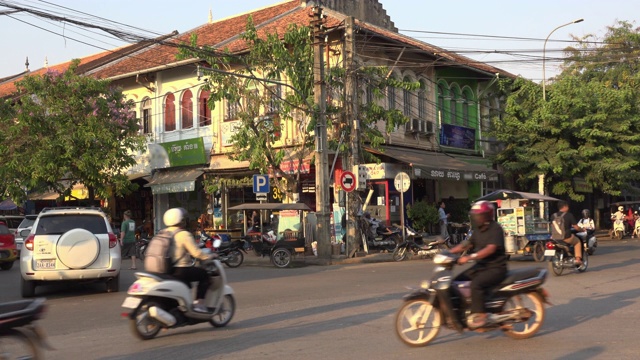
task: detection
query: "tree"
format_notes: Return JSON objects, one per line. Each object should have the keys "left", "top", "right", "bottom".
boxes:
{"left": 178, "top": 17, "right": 417, "bottom": 200}
{"left": 0, "top": 60, "right": 146, "bottom": 204}
{"left": 491, "top": 21, "right": 640, "bottom": 200}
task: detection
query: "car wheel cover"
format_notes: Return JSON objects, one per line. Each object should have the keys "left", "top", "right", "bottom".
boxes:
{"left": 57, "top": 229, "right": 100, "bottom": 269}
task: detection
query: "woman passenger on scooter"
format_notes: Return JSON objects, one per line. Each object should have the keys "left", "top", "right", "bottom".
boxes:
{"left": 164, "top": 208, "right": 217, "bottom": 313}
{"left": 449, "top": 200, "right": 508, "bottom": 329}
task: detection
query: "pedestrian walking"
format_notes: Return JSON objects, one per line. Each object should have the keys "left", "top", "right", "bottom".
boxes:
{"left": 120, "top": 210, "right": 137, "bottom": 269}
{"left": 438, "top": 200, "right": 450, "bottom": 239}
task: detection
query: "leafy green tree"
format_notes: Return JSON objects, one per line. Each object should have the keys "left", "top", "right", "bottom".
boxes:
{"left": 0, "top": 60, "right": 146, "bottom": 204}
{"left": 178, "top": 17, "right": 417, "bottom": 199}
{"left": 491, "top": 21, "right": 640, "bottom": 200}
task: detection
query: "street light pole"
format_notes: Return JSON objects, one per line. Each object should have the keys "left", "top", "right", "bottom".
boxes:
{"left": 542, "top": 18, "right": 584, "bottom": 100}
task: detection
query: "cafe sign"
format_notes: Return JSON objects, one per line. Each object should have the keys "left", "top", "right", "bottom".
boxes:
{"left": 419, "top": 168, "right": 498, "bottom": 182}
{"left": 159, "top": 137, "right": 207, "bottom": 167}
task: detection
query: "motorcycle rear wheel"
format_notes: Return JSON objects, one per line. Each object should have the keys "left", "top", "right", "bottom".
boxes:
{"left": 395, "top": 299, "right": 441, "bottom": 347}
{"left": 532, "top": 242, "right": 545, "bottom": 262}
{"left": 502, "top": 292, "right": 545, "bottom": 340}
{"left": 130, "top": 300, "right": 163, "bottom": 340}
{"left": 0, "top": 328, "right": 41, "bottom": 360}
{"left": 224, "top": 250, "right": 244, "bottom": 268}
{"left": 392, "top": 246, "right": 407, "bottom": 262}
{"left": 549, "top": 253, "right": 564, "bottom": 276}
{"left": 209, "top": 294, "right": 236, "bottom": 327}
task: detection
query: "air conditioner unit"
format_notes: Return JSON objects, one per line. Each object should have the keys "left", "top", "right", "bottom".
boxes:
{"left": 421, "top": 120, "right": 435, "bottom": 135}
{"left": 405, "top": 118, "right": 421, "bottom": 134}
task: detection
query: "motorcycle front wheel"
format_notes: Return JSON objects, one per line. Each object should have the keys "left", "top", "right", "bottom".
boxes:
{"left": 209, "top": 294, "right": 236, "bottom": 327}
{"left": 0, "top": 328, "right": 41, "bottom": 360}
{"left": 502, "top": 292, "right": 545, "bottom": 340}
{"left": 137, "top": 244, "right": 147, "bottom": 261}
{"left": 392, "top": 246, "right": 408, "bottom": 261}
{"left": 130, "top": 300, "right": 163, "bottom": 340}
{"left": 395, "top": 299, "right": 441, "bottom": 347}
{"left": 548, "top": 253, "right": 564, "bottom": 276}
{"left": 224, "top": 250, "right": 244, "bottom": 268}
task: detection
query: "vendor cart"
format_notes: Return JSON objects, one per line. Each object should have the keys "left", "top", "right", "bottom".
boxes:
{"left": 477, "top": 189, "right": 559, "bottom": 262}
{"left": 227, "top": 202, "right": 311, "bottom": 268}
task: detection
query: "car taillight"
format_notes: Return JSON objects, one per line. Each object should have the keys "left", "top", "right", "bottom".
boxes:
{"left": 24, "top": 235, "right": 35, "bottom": 251}
{"left": 545, "top": 241, "right": 555, "bottom": 250}
{"left": 108, "top": 233, "right": 118, "bottom": 248}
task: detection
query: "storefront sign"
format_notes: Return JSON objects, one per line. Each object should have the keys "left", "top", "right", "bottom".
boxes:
{"left": 159, "top": 137, "right": 207, "bottom": 167}
{"left": 222, "top": 120, "right": 241, "bottom": 147}
{"left": 439, "top": 123, "right": 476, "bottom": 150}
{"left": 573, "top": 177, "right": 593, "bottom": 193}
{"left": 422, "top": 169, "right": 498, "bottom": 182}
{"left": 359, "top": 163, "right": 412, "bottom": 180}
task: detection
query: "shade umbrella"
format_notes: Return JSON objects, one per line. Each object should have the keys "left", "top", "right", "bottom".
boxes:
{"left": 476, "top": 190, "right": 559, "bottom": 202}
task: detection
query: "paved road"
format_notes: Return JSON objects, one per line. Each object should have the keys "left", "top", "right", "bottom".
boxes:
{"left": 1, "top": 239, "right": 639, "bottom": 359}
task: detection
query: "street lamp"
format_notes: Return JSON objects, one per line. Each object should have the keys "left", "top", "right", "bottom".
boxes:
{"left": 542, "top": 18, "right": 584, "bottom": 100}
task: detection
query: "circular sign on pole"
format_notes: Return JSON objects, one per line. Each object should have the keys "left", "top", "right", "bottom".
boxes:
{"left": 340, "top": 171, "right": 356, "bottom": 192}
{"left": 394, "top": 172, "right": 410, "bottom": 193}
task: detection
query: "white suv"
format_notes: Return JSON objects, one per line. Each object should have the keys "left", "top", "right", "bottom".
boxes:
{"left": 19, "top": 207, "right": 121, "bottom": 297}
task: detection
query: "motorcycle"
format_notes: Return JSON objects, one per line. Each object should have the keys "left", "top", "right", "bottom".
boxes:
{"left": 392, "top": 225, "right": 448, "bottom": 261}
{"left": 612, "top": 218, "right": 626, "bottom": 240}
{"left": 0, "top": 297, "right": 52, "bottom": 359}
{"left": 199, "top": 231, "right": 247, "bottom": 268}
{"left": 359, "top": 215, "right": 401, "bottom": 252}
{"left": 135, "top": 222, "right": 152, "bottom": 261}
{"left": 544, "top": 237, "right": 588, "bottom": 276}
{"left": 575, "top": 229, "right": 597, "bottom": 255}
{"left": 395, "top": 252, "right": 550, "bottom": 346}
{"left": 122, "top": 240, "right": 236, "bottom": 340}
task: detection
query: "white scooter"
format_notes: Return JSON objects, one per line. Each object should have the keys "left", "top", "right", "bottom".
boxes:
{"left": 121, "top": 240, "right": 235, "bottom": 340}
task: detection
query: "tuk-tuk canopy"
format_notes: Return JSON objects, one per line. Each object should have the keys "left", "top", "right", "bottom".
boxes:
{"left": 477, "top": 190, "right": 559, "bottom": 202}
{"left": 228, "top": 203, "right": 312, "bottom": 211}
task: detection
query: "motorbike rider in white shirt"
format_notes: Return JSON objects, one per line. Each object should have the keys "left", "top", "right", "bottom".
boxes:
{"left": 576, "top": 209, "right": 595, "bottom": 239}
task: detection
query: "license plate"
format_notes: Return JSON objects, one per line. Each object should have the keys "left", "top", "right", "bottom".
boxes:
{"left": 121, "top": 297, "right": 142, "bottom": 309}
{"left": 36, "top": 259, "right": 56, "bottom": 269}
{"left": 16, "top": 243, "right": 22, "bottom": 250}
{"left": 544, "top": 249, "right": 556, "bottom": 257}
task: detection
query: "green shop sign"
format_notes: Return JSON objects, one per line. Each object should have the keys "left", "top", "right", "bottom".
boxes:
{"left": 160, "top": 138, "right": 207, "bottom": 167}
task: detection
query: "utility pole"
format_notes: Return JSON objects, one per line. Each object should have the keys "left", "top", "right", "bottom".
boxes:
{"left": 311, "top": 5, "right": 331, "bottom": 259}
{"left": 344, "top": 16, "right": 360, "bottom": 257}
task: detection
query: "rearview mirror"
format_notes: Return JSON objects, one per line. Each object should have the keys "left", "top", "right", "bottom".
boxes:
{"left": 20, "top": 229, "right": 31, "bottom": 237}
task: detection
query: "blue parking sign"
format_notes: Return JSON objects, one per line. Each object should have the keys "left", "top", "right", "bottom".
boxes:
{"left": 253, "top": 175, "right": 270, "bottom": 193}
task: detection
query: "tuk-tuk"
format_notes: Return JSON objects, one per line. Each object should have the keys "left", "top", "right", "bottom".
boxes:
{"left": 477, "top": 189, "right": 559, "bottom": 262}
{"left": 227, "top": 202, "right": 310, "bottom": 268}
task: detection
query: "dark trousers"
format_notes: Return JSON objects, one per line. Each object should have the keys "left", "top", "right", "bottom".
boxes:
{"left": 457, "top": 265, "right": 507, "bottom": 314}
{"left": 172, "top": 266, "right": 210, "bottom": 300}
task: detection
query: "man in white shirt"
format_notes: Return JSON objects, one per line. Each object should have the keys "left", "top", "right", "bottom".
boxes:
{"left": 438, "top": 201, "right": 450, "bottom": 239}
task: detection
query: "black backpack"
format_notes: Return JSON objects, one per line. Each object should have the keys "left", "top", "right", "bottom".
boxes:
{"left": 144, "top": 229, "right": 182, "bottom": 273}
{"left": 551, "top": 212, "right": 567, "bottom": 240}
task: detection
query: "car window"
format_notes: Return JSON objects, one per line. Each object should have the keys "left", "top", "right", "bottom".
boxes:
{"left": 0, "top": 218, "right": 22, "bottom": 229}
{"left": 35, "top": 215, "right": 108, "bottom": 235}
{"left": 0, "top": 224, "right": 9, "bottom": 234}
{"left": 18, "top": 218, "right": 36, "bottom": 229}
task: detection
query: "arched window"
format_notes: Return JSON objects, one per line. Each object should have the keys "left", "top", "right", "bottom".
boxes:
{"left": 418, "top": 80, "right": 427, "bottom": 119}
{"left": 141, "top": 98, "right": 152, "bottom": 134}
{"left": 461, "top": 92, "right": 469, "bottom": 127}
{"left": 198, "top": 90, "right": 211, "bottom": 126}
{"left": 366, "top": 82, "right": 374, "bottom": 105}
{"left": 387, "top": 85, "right": 396, "bottom": 110}
{"left": 462, "top": 87, "right": 476, "bottom": 128}
{"left": 449, "top": 85, "right": 459, "bottom": 125}
{"left": 403, "top": 76, "right": 412, "bottom": 116}
{"left": 164, "top": 93, "right": 176, "bottom": 132}
{"left": 181, "top": 90, "right": 193, "bottom": 129}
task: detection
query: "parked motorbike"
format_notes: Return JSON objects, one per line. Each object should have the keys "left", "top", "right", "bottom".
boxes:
{"left": 359, "top": 214, "right": 401, "bottom": 252}
{"left": 122, "top": 242, "right": 236, "bottom": 340}
{"left": 199, "top": 231, "right": 246, "bottom": 268}
{"left": 574, "top": 229, "right": 597, "bottom": 255}
{"left": 544, "top": 237, "right": 588, "bottom": 276}
{"left": 135, "top": 222, "right": 152, "bottom": 261}
{"left": 0, "top": 297, "right": 52, "bottom": 359}
{"left": 392, "top": 225, "right": 447, "bottom": 261}
{"left": 395, "top": 252, "right": 550, "bottom": 347}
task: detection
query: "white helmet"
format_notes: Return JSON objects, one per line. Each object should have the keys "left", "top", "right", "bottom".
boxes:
{"left": 163, "top": 207, "right": 186, "bottom": 227}
{"left": 618, "top": 206, "right": 624, "bottom": 211}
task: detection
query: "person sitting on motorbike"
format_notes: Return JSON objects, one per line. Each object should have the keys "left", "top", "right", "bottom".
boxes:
{"left": 449, "top": 200, "right": 508, "bottom": 329}
{"left": 364, "top": 212, "right": 394, "bottom": 235}
{"left": 633, "top": 211, "right": 640, "bottom": 239}
{"left": 164, "top": 207, "right": 217, "bottom": 313}
{"left": 576, "top": 209, "right": 595, "bottom": 239}
{"left": 611, "top": 206, "right": 626, "bottom": 235}
{"left": 554, "top": 201, "right": 584, "bottom": 265}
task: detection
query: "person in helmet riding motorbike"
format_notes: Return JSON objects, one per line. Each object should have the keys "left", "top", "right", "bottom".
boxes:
{"left": 611, "top": 206, "right": 627, "bottom": 236}
{"left": 449, "top": 200, "right": 508, "bottom": 329}
{"left": 163, "top": 207, "right": 217, "bottom": 313}
{"left": 576, "top": 209, "right": 595, "bottom": 240}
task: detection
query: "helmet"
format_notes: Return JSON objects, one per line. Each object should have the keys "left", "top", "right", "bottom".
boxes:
{"left": 581, "top": 209, "right": 590, "bottom": 218}
{"left": 469, "top": 200, "right": 495, "bottom": 229}
{"left": 618, "top": 206, "right": 624, "bottom": 211}
{"left": 163, "top": 207, "right": 187, "bottom": 227}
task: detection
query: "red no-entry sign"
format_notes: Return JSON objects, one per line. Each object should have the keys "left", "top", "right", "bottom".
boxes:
{"left": 340, "top": 171, "right": 356, "bottom": 192}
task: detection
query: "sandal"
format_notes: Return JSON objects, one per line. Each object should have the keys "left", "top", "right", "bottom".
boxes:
{"left": 574, "top": 257, "right": 583, "bottom": 266}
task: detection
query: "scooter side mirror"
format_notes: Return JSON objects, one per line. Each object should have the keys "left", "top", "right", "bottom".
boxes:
{"left": 212, "top": 239, "right": 222, "bottom": 248}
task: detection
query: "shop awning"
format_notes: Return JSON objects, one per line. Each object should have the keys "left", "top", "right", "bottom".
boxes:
{"left": 477, "top": 189, "right": 559, "bottom": 202}
{"left": 145, "top": 168, "right": 204, "bottom": 195}
{"left": 209, "top": 154, "right": 250, "bottom": 171}
{"left": 367, "top": 146, "right": 499, "bottom": 182}
{"left": 228, "top": 203, "right": 312, "bottom": 211}
{"left": 27, "top": 183, "right": 91, "bottom": 201}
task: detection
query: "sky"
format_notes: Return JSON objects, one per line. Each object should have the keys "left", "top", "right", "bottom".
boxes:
{"left": 0, "top": 0, "right": 638, "bottom": 81}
